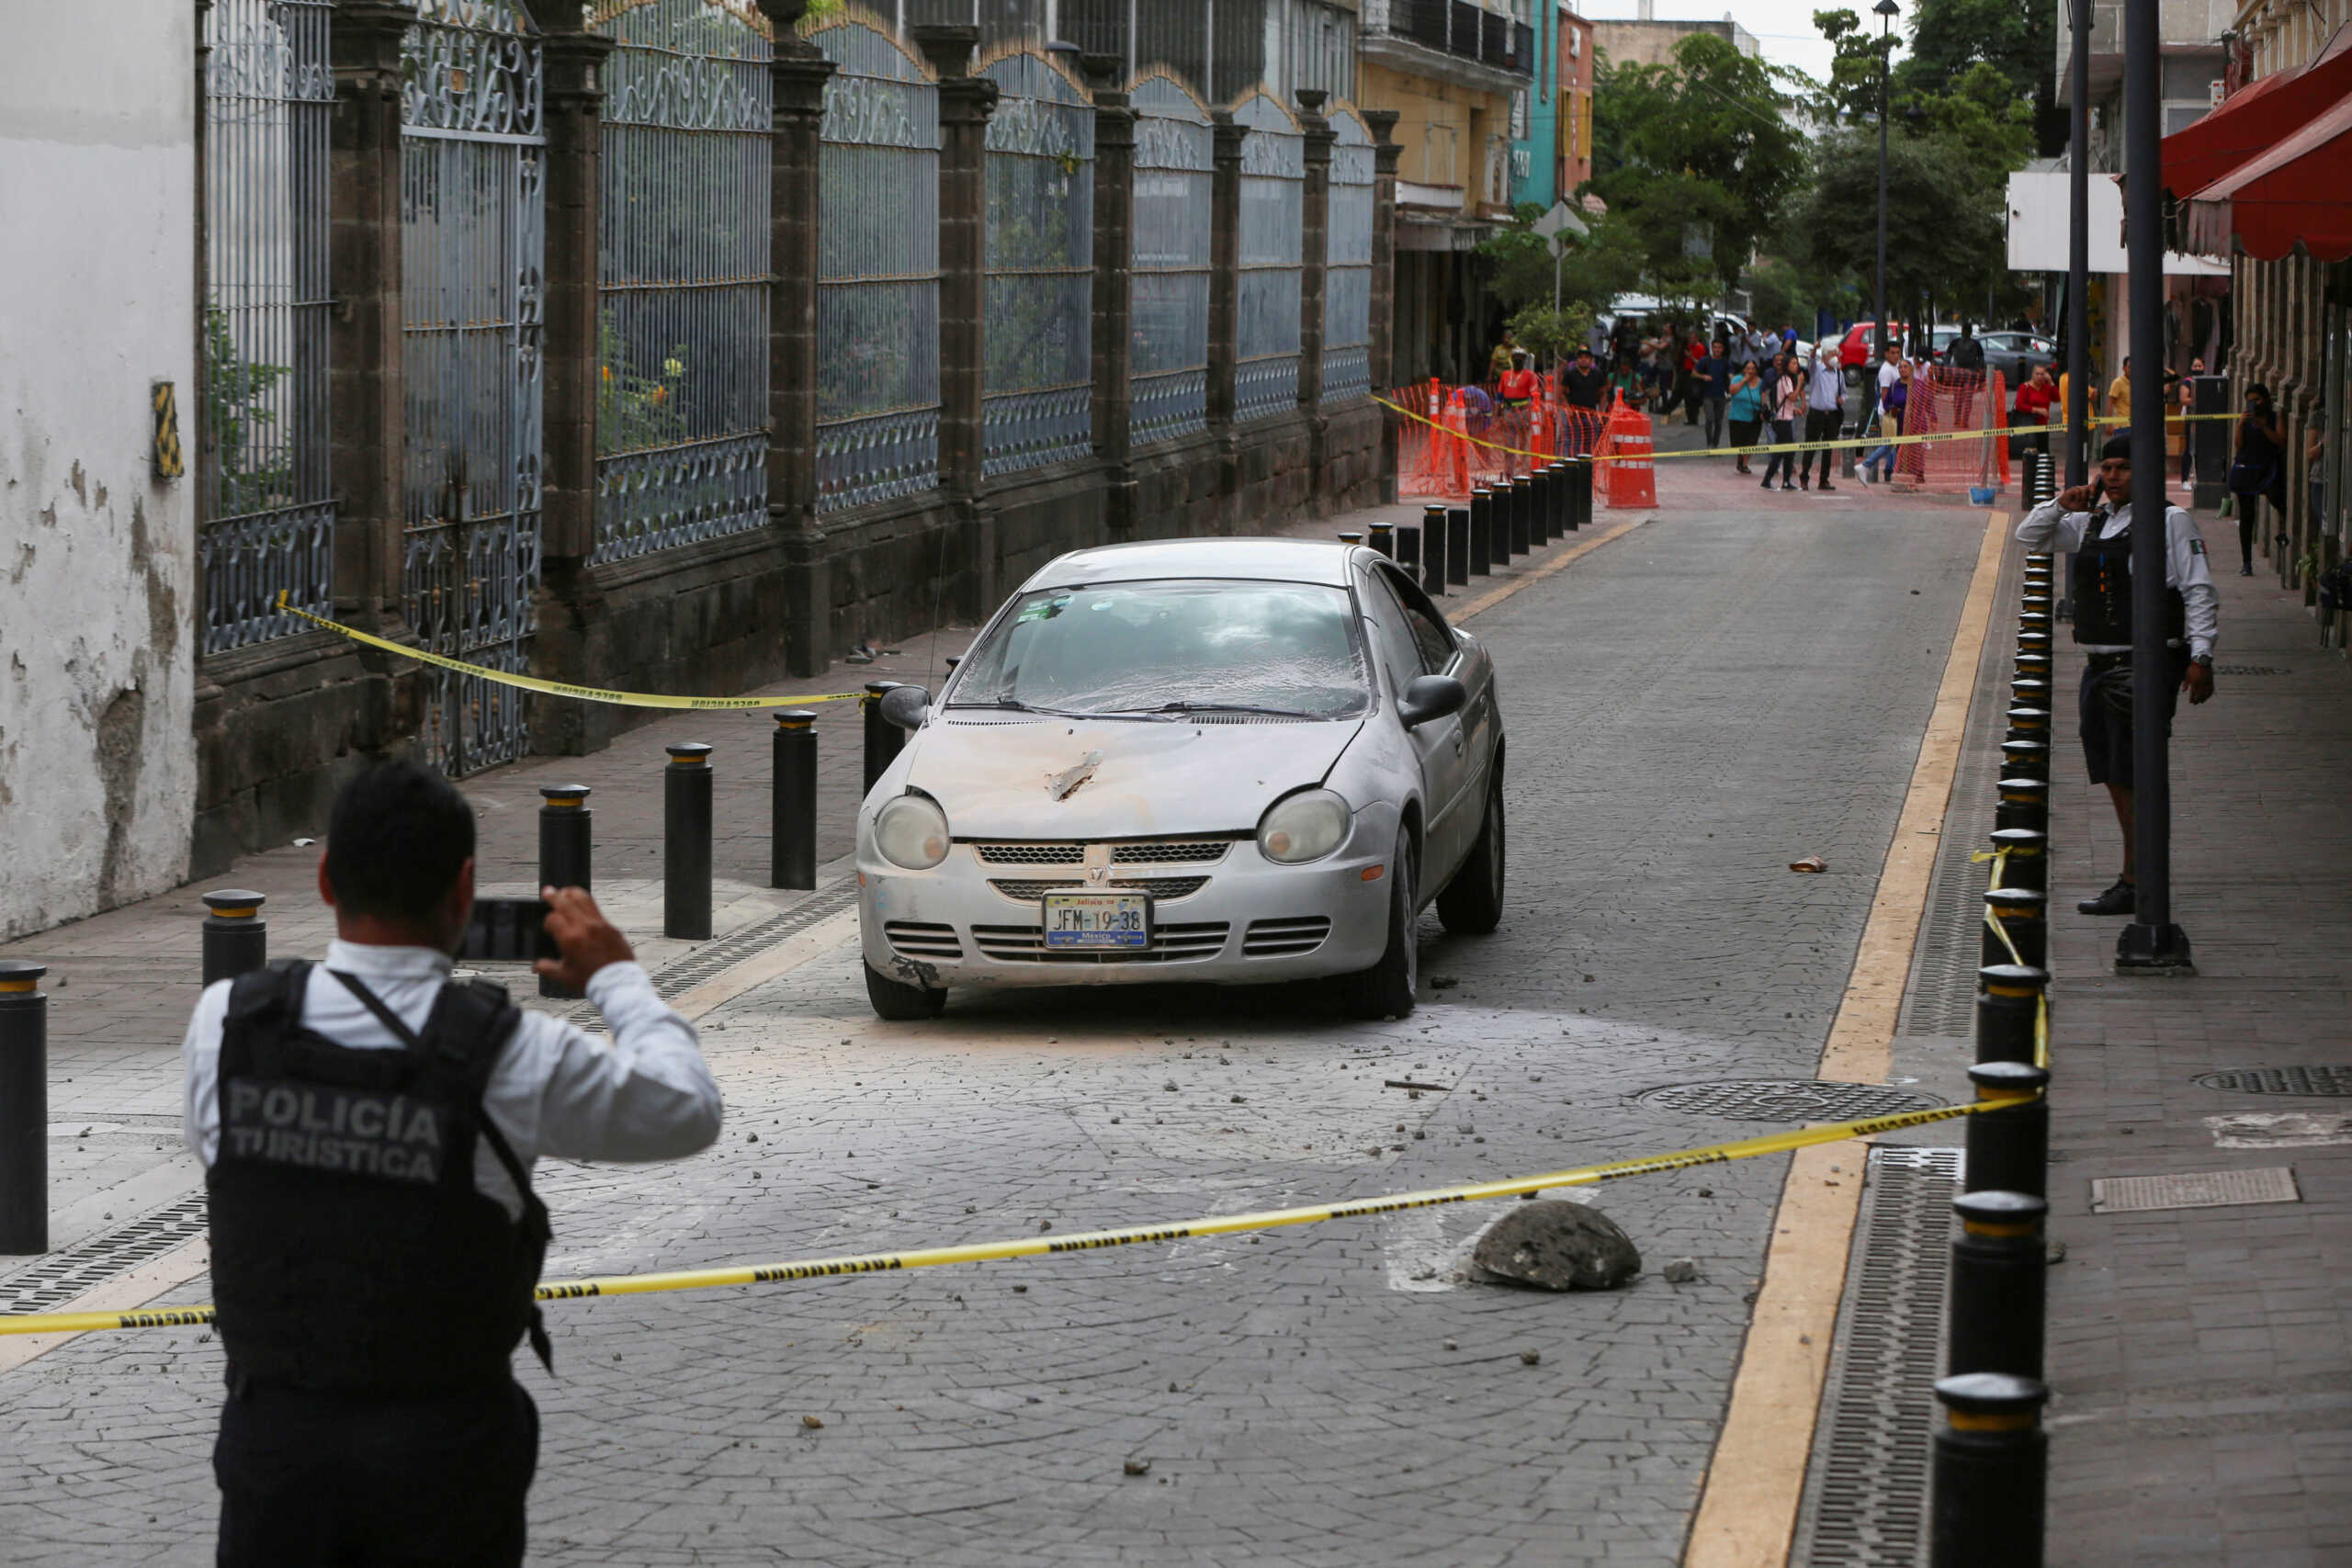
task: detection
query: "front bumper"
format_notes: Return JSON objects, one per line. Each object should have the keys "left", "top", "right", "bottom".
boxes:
{"left": 857, "top": 834, "right": 1394, "bottom": 990}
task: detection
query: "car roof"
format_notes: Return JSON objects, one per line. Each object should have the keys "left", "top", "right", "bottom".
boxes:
{"left": 1023, "top": 536, "right": 1363, "bottom": 592}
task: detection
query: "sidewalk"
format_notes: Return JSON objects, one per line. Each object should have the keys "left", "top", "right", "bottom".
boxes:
{"left": 2040, "top": 562, "right": 2352, "bottom": 1563}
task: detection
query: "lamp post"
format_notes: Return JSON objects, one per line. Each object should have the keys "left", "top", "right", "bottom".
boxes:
{"left": 2064, "top": 0, "right": 2090, "bottom": 490}
{"left": 1872, "top": 0, "right": 1899, "bottom": 369}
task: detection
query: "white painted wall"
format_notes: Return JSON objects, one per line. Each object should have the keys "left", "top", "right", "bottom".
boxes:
{"left": 0, "top": 1, "right": 199, "bottom": 938}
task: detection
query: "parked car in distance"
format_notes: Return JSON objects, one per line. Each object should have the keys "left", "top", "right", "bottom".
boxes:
{"left": 854, "top": 538, "right": 1508, "bottom": 1022}
{"left": 1925, "top": 328, "right": 2057, "bottom": 385}
{"left": 1838, "top": 321, "right": 1913, "bottom": 380}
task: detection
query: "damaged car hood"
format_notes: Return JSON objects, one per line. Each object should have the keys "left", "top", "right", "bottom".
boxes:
{"left": 903, "top": 716, "right": 1365, "bottom": 840}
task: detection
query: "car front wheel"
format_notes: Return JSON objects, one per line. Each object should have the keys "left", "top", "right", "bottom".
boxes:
{"left": 1338, "top": 828, "right": 1419, "bottom": 1021}
{"left": 865, "top": 961, "right": 947, "bottom": 1021}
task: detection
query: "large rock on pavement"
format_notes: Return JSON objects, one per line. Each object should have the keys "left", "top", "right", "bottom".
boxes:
{"left": 1472, "top": 1201, "right": 1642, "bottom": 1291}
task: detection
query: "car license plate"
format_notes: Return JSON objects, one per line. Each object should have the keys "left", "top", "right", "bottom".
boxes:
{"left": 1042, "top": 892, "right": 1149, "bottom": 949}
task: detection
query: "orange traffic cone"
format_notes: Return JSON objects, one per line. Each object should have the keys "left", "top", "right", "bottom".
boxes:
{"left": 1601, "top": 396, "right": 1656, "bottom": 510}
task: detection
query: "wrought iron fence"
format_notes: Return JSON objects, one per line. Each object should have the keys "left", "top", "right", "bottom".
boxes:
{"left": 592, "top": 0, "right": 774, "bottom": 564}
{"left": 811, "top": 18, "right": 941, "bottom": 513}
{"left": 1129, "top": 72, "right": 1213, "bottom": 445}
{"left": 199, "top": 0, "right": 335, "bottom": 655}
{"left": 401, "top": 0, "right": 546, "bottom": 774}
{"left": 1233, "top": 91, "right": 1303, "bottom": 423}
{"left": 1322, "top": 104, "right": 1374, "bottom": 404}
{"left": 980, "top": 50, "right": 1095, "bottom": 477}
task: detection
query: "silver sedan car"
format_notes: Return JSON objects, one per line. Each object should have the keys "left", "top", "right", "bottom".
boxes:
{"left": 854, "top": 537, "right": 1506, "bottom": 1021}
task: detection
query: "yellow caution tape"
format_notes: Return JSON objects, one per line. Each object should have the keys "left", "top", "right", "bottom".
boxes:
{"left": 1377, "top": 394, "right": 2239, "bottom": 467}
{"left": 1978, "top": 846, "right": 2052, "bottom": 1068}
{"left": 0, "top": 1091, "right": 2037, "bottom": 1339}
{"left": 275, "top": 593, "right": 868, "bottom": 711}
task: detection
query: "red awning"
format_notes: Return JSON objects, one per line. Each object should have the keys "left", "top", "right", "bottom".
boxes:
{"left": 2159, "top": 28, "right": 2352, "bottom": 197}
{"left": 2184, "top": 92, "right": 2352, "bottom": 261}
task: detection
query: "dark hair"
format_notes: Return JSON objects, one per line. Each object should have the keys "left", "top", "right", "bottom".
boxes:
{"left": 2099, "top": 433, "right": 2132, "bottom": 463}
{"left": 324, "top": 761, "right": 476, "bottom": 921}
{"left": 2247, "top": 383, "right": 2271, "bottom": 401}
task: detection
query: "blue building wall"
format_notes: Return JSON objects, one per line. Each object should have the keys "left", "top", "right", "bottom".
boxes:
{"left": 1510, "top": 4, "right": 1557, "bottom": 211}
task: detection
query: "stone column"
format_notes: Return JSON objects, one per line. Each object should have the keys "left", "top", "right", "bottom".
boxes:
{"left": 1365, "top": 108, "right": 1402, "bottom": 503}
{"left": 535, "top": 16, "right": 613, "bottom": 568}
{"left": 912, "top": 25, "right": 997, "bottom": 615}
{"left": 759, "top": 1, "right": 836, "bottom": 676}
{"left": 1207, "top": 110, "right": 1244, "bottom": 530}
{"left": 326, "top": 1, "right": 416, "bottom": 636}
{"left": 1084, "top": 52, "right": 1136, "bottom": 543}
{"left": 1296, "top": 90, "right": 1333, "bottom": 504}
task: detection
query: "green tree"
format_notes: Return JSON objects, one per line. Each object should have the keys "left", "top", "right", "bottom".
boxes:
{"left": 1894, "top": 0, "right": 2056, "bottom": 143}
{"left": 1791, "top": 129, "right": 2007, "bottom": 328}
{"left": 1809, "top": 7, "right": 1893, "bottom": 125}
{"left": 1476, "top": 202, "right": 1645, "bottom": 318}
{"left": 1589, "top": 34, "right": 1810, "bottom": 299}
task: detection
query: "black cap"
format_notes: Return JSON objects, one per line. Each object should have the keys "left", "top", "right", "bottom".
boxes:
{"left": 2100, "top": 433, "right": 2132, "bottom": 463}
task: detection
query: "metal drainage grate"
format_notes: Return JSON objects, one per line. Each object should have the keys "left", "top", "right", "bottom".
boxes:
{"left": 1794, "top": 1146, "right": 1962, "bottom": 1568}
{"left": 2091, "top": 1167, "right": 2301, "bottom": 1213}
{"left": 2195, "top": 1065, "right": 2352, "bottom": 1097}
{"left": 563, "top": 880, "right": 860, "bottom": 1032}
{"left": 0, "top": 1194, "right": 210, "bottom": 1316}
{"left": 2214, "top": 665, "right": 2290, "bottom": 676}
{"left": 1634, "top": 1079, "right": 1944, "bottom": 1122}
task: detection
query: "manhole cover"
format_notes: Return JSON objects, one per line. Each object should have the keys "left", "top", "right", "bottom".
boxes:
{"left": 1634, "top": 1079, "right": 1942, "bottom": 1122}
{"left": 2090, "top": 1167, "right": 2300, "bottom": 1213}
{"left": 2195, "top": 1066, "right": 2352, "bottom": 1097}
{"left": 2214, "top": 665, "right": 2290, "bottom": 676}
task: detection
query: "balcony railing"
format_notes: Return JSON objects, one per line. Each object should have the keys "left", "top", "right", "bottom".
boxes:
{"left": 1366, "top": 0, "right": 1532, "bottom": 74}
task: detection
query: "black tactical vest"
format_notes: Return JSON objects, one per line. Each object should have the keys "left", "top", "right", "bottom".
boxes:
{"left": 208, "top": 961, "right": 550, "bottom": 1394}
{"left": 2071, "top": 508, "right": 2187, "bottom": 648}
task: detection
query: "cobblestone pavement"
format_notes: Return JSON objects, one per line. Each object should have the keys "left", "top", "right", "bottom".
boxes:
{"left": 0, "top": 482, "right": 1988, "bottom": 1563}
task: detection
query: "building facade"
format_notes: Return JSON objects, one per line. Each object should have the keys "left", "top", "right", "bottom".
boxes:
{"left": 1558, "top": 6, "right": 1594, "bottom": 199}
{"left": 0, "top": 0, "right": 1402, "bottom": 939}
{"left": 1358, "top": 0, "right": 1536, "bottom": 382}
{"left": 1589, "top": 2, "right": 1758, "bottom": 71}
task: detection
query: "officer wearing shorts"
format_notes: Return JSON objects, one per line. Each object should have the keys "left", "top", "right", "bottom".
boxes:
{"left": 182, "top": 761, "right": 723, "bottom": 1565}
{"left": 2014, "top": 434, "right": 2219, "bottom": 916}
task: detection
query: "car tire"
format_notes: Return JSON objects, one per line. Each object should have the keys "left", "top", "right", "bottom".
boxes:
{"left": 1437, "top": 770, "right": 1506, "bottom": 936}
{"left": 865, "top": 961, "right": 947, "bottom": 1021}
{"left": 1338, "top": 828, "right": 1419, "bottom": 1021}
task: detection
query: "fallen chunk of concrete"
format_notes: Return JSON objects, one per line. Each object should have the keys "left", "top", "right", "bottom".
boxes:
{"left": 1472, "top": 1201, "right": 1641, "bottom": 1291}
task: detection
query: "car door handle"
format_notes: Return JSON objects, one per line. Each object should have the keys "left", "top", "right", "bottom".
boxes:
{"left": 1451, "top": 731, "right": 1465, "bottom": 755}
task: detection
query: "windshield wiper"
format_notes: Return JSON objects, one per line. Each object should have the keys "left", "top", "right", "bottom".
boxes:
{"left": 944, "top": 697, "right": 1085, "bottom": 718}
{"left": 1125, "top": 700, "right": 1323, "bottom": 719}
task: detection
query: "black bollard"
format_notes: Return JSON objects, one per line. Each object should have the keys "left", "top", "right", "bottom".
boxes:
{"left": 1964, "top": 1062, "right": 2051, "bottom": 1199}
{"left": 2013, "top": 651, "right": 2053, "bottom": 685}
{"left": 1468, "top": 487, "right": 1493, "bottom": 575}
{"left": 2004, "top": 706, "right": 2052, "bottom": 747}
{"left": 1947, "top": 1190, "right": 2047, "bottom": 1379}
{"left": 1510, "top": 475, "right": 1534, "bottom": 555}
{"left": 0, "top": 961, "right": 46, "bottom": 1254}
{"left": 1396, "top": 525, "right": 1420, "bottom": 574}
{"left": 1994, "top": 777, "right": 2050, "bottom": 836}
{"left": 201, "top": 890, "right": 268, "bottom": 987}
{"left": 1547, "top": 460, "right": 1571, "bottom": 539}
{"left": 1974, "top": 964, "right": 2050, "bottom": 1066}
{"left": 1982, "top": 886, "right": 2049, "bottom": 970}
{"left": 2017, "top": 628, "right": 2053, "bottom": 657}
{"left": 1368, "top": 521, "right": 1394, "bottom": 558}
{"left": 537, "top": 785, "right": 593, "bottom": 998}
{"left": 862, "top": 681, "right": 905, "bottom": 795}
{"left": 1420, "top": 504, "right": 1448, "bottom": 592}
{"left": 1570, "top": 456, "right": 1592, "bottom": 530}
{"left": 1930, "top": 1373, "right": 2047, "bottom": 1568}
{"left": 2011, "top": 675, "right": 2052, "bottom": 711}
{"left": 1446, "top": 506, "right": 1471, "bottom": 587}
{"left": 2023, "top": 551, "right": 2052, "bottom": 569}
{"left": 1988, "top": 827, "right": 2049, "bottom": 892}
{"left": 771, "top": 709, "right": 818, "bottom": 892}
{"left": 1999, "top": 739, "right": 2051, "bottom": 782}
{"left": 1528, "top": 468, "right": 1553, "bottom": 546}
{"left": 664, "top": 742, "right": 714, "bottom": 942}
{"left": 1337, "top": 529, "right": 1365, "bottom": 547}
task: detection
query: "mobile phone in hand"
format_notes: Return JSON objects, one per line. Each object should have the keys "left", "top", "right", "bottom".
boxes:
{"left": 460, "top": 897, "right": 560, "bottom": 964}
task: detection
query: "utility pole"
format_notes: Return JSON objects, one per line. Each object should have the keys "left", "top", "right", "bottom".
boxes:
{"left": 1872, "top": 0, "right": 1899, "bottom": 367}
{"left": 2120, "top": 0, "right": 2191, "bottom": 971}
{"left": 2064, "top": 0, "right": 2090, "bottom": 489}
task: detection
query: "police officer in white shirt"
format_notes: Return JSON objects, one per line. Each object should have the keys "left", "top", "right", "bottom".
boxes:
{"left": 182, "top": 761, "right": 723, "bottom": 1565}
{"left": 2015, "top": 434, "right": 2219, "bottom": 916}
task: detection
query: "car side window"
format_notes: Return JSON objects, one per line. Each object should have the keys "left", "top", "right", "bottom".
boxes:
{"left": 1357, "top": 569, "right": 1428, "bottom": 700}
{"left": 1378, "top": 562, "right": 1458, "bottom": 672}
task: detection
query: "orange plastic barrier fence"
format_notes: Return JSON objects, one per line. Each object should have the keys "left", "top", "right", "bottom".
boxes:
{"left": 1396, "top": 377, "right": 1611, "bottom": 500}
{"left": 1597, "top": 396, "right": 1656, "bottom": 510}
{"left": 1895, "top": 367, "right": 2011, "bottom": 491}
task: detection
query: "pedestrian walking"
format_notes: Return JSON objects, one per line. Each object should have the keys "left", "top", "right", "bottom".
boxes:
{"left": 1727, "top": 358, "right": 1765, "bottom": 475}
{"left": 1559, "top": 344, "right": 1610, "bottom": 457}
{"left": 1760, "top": 352, "right": 1802, "bottom": 491}
{"left": 1863, "top": 357, "right": 1912, "bottom": 482}
{"left": 185, "top": 761, "right": 725, "bottom": 1566}
{"left": 1487, "top": 329, "right": 1519, "bottom": 384}
{"left": 1679, "top": 333, "right": 1705, "bottom": 425}
{"left": 2227, "top": 383, "right": 2288, "bottom": 575}
{"left": 2016, "top": 434, "right": 2219, "bottom": 915}
{"left": 1498, "top": 350, "right": 1539, "bottom": 473}
{"left": 2106, "top": 355, "right": 2132, "bottom": 427}
{"left": 2178, "top": 355, "right": 2206, "bottom": 484}
{"left": 1799, "top": 342, "right": 1844, "bottom": 491}
{"left": 1697, "top": 339, "right": 1732, "bottom": 448}
{"left": 1950, "top": 321, "right": 1985, "bottom": 374}
{"left": 2014, "top": 364, "right": 2058, "bottom": 457}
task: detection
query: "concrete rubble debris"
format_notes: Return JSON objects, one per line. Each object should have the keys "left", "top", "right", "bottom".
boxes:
{"left": 1471, "top": 1201, "right": 1642, "bottom": 1291}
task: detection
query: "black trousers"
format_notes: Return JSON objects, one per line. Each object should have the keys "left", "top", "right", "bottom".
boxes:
{"left": 1799, "top": 408, "right": 1842, "bottom": 481}
{"left": 216, "top": 1377, "right": 537, "bottom": 1566}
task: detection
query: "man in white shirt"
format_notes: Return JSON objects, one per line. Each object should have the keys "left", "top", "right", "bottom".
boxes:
{"left": 2015, "top": 434, "right": 2220, "bottom": 915}
{"left": 184, "top": 761, "right": 723, "bottom": 1565}
{"left": 1799, "top": 343, "right": 1847, "bottom": 491}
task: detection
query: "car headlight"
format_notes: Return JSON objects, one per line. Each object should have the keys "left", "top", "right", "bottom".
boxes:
{"left": 1257, "top": 788, "right": 1351, "bottom": 864}
{"left": 874, "top": 793, "right": 950, "bottom": 870}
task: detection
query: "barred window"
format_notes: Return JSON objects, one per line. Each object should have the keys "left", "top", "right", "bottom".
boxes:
{"left": 980, "top": 50, "right": 1096, "bottom": 477}
{"left": 1129, "top": 72, "right": 1213, "bottom": 445}
{"left": 592, "top": 0, "right": 773, "bottom": 564}
{"left": 1232, "top": 90, "right": 1304, "bottom": 423}
{"left": 1322, "top": 105, "right": 1374, "bottom": 405}
{"left": 811, "top": 19, "right": 942, "bottom": 513}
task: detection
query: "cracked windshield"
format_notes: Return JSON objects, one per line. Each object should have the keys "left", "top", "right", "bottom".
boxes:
{"left": 948, "top": 579, "right": 1370, "bottom": 719}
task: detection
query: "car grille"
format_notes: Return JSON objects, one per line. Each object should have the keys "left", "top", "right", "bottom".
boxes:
{"left": 969, "top": 840, "right": 1232, "bottom": 866}
{"left": 987, "top": 876, "right": 1210, "bottom": 903}
{"left": 882, "top": 921, "right": 961, "bottom": 960}
{"left": 1110, "top": 841, "right": 1231, "bottom": 865}
{"left": 968, "top": 922, "right": 1230, "bottom": 964}
{"left": 1242, "top": 916, "right": 1332, "bottom": 957}
{"left": 971, "top": 843, "right": 1087, "bottom": 865}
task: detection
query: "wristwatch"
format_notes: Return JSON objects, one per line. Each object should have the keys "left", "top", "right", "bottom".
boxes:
{"left": 2190, "top": 653, "right": 2213, "bottom": 668}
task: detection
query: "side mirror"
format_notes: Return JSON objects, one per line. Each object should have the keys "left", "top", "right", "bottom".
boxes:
{"left": 1396, "top": 674, "right": 1467, "bottom": 730}
{"left": 878, "top": 684, "right": 932, "bottom": 731}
